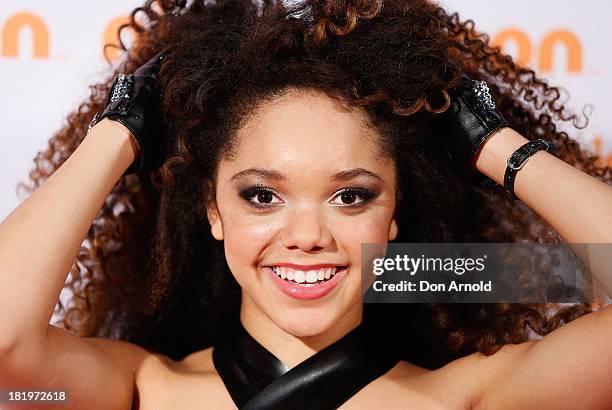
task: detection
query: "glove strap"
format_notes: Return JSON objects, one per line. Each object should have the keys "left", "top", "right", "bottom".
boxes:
{"left": 87, "top": 73, "right": 143, "bottom": 175}
{"left": 504, "top": 138, "right": 558, "bottom": 199}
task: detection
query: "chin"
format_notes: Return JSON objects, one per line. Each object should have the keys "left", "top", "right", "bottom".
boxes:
{"left": 268, "top": 306, "right": 341, "bottom": 338}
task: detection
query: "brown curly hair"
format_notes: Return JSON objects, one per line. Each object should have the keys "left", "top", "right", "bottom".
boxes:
{"left": 19, "top": 0, "right": 610, "bottom": 369}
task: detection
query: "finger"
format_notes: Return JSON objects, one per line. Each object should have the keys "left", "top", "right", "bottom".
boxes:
{"left": 134, "top": 48, "right": 170, "bottom": 77}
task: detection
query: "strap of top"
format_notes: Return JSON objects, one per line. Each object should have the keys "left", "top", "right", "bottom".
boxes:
{"left": 212, "top": 320, "right": 289, "bottom": 406}
{"left": 213, "top": 320, "right": 401, "bottom": 409}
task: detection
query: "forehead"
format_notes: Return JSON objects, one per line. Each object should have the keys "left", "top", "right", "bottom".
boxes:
{"left": 221, "top": 88, "right": 389, "bottom": 180}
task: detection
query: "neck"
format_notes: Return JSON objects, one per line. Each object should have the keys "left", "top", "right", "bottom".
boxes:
{"left": 239, "top": 292, "right": 363, "bottom": 368}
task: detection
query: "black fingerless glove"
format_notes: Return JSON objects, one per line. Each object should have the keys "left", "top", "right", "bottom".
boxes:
{"left": 89, "top": 50, "right": 168, "bottom": 175}
{"left": 434, "top": 74, "right": 509, "bottom": 185}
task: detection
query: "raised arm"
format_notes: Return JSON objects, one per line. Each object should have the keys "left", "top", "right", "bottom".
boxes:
{"left": 470, "top": 127, "right": 612, "bottom": 409}
{"left": 0, "top": 119, "right": 141, "bottom": 409}
{"left": 0, "top": 119, "right": 134, "bottom": 347}
{"left": 0, "top": 49, "right": 167, "bottom": 351}
{"left": 473, "top": 300, "right": 612, "bottom": 409}
{"left": 0, "top": 50, "right": 168, "bottom": 409}
{"left": 435, "top": 74, "right": 612, "bottom": 408}
{"left": 475, "top": 127, "right": 612, "bottom": 244}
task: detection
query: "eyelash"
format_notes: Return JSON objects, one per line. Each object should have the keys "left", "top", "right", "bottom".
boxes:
{"left": 238, "top": 184, "right": 377, "bottom": 209}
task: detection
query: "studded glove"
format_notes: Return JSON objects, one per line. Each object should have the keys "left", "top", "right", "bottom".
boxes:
{"left": 89, "top": 50, "right": 168, "bottom": 175}
{"left": 434, "top": 74, "right": 509, "bottom": 184}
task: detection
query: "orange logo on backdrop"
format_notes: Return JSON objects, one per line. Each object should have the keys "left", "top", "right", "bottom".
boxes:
{"left": 593, "top": 135, "right": 612, "bottom": 169}
{"left": 0, "top": 12, "right": 584, "bottom": 74}
{"left": 1, "top": 12, "right": 49, "bottom": 58}
{"left": 492, "top": 29, "right": 582, "bottom": 73}
{"left": 103, "top": 16, "right": 135, "bottom": 62}
{"left": 0, "top": 12, "right": 135, "bottom": 61}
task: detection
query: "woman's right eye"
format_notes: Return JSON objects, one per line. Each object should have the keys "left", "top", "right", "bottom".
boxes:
{"left": 238, "top": 186, "right": 283, "bottom": 208}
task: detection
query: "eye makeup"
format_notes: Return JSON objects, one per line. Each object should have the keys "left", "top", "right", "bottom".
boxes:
{"left": 237, "top": 183, "right": 378, "bottom": 210}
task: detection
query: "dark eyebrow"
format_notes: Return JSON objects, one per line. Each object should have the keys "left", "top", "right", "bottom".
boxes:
{"left": 331, "top": 168, "right": 383, "bottom": 182}
{"left": 230, "top": 167, "right": 383, "bottom": 182}
{"left": 230, "top": 168, "right": 284, "bottom": 182}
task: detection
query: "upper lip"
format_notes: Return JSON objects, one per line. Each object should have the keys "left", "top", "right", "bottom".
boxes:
{"left": 267, "top": 263, "right": 348, "bottom": 271}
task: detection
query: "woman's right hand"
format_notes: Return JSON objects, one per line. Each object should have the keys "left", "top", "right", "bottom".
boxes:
{"left": 90, "top": 49, "right": 169, "bottom": 175}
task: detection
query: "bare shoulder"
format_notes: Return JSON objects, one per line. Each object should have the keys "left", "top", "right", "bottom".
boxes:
{"left": 343, "top": 354, "right": 476, "bottom": 409}
{"left": 85, "top": 338, "right": 233, "bottom": 410}
{"left": 389, "top": 341, "right": 536, "bottom": 410}
{"left": 82, "top": 337, "right": 234, "bottom": 409}
{"left": 437, "top": 339, "right": 537, "bottom": 377}
{"left": 95, "top": 340, "right": 234, "bottom": 410}
{"left": 81, "top": 336, "right": 174, "bottom": 409}
{"left": 83, "top": 336, "right": 171, "bottom": 372}
{"left": 439, "top": 340, "right": 538, "bottom": 409}
{"left": 165, "top": 346, "right": 236, "bottom": 409}
{"left": 178, "top": 345, "right": 216, "bottom": 372}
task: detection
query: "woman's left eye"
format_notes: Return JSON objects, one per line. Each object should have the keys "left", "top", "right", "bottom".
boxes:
{"left": 330, "top": 188, "right": 376, "bottom": 207}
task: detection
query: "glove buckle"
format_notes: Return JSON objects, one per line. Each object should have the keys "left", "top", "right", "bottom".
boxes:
{"left": 87, "top": 112, "right": 101, "bottom": 134}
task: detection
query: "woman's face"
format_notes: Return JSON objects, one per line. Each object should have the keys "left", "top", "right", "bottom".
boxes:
{"left": 206, "top": 87, "right": 398, "bottom": 337}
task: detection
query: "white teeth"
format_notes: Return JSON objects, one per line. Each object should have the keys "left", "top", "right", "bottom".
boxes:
{"left": 294, "top": 271, "right": 306, "bottom": 283}
{"left": 271, "top": 266, "right": 345, "bottom": 284}
{"left": 306, "top": 270, "right": 318, "bottom": 283}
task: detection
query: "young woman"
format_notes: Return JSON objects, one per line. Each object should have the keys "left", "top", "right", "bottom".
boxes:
{"left": 1, "top": 0, "right": 611, "bottom": 408}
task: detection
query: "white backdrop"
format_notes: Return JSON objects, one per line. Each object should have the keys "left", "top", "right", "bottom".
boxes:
{"left": 1, "top": 0, "right": 611, "bottom": 219}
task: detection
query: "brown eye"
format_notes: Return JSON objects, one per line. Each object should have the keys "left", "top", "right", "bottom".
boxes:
{"left": 330, "top": 188, "right": 376, "bottom": 207}
{"left": 340, "top": 192, "right": 357, "bottom": 204}
{"left": 238, "top": 186, "right": 282, "bottom": 208}
{"left": 257, "top": 191, "right": 274, "bottom": 203}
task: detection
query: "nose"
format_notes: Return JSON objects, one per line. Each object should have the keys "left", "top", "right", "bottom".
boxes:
{"left": 280, "top": 206, "right": 333, "bottom": 252}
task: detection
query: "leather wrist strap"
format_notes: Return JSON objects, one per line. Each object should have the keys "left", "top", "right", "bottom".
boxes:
{"left": 504, "top": 138, "right": 558, "bottom": 199}
{"left": 212, "top": 320, "right": 401, "bottom": 409}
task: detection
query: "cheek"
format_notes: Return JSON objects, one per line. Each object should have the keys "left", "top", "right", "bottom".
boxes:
{"left": 222, "top": 216, "right": 278, "bottom": 280}
{"left": 336, "top": 212, "right": 392, "bottom": 242}
{"left": 331, "top": 213, "right": 394, "bottom": 266}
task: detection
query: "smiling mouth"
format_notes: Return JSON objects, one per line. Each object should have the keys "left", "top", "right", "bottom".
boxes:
{"left": 269, "top": 266, "right": 348, "bottom": 286}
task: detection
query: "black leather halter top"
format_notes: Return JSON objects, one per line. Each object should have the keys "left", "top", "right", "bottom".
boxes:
{"left": 212, "top": 320, "right": 401, "bottom": 409}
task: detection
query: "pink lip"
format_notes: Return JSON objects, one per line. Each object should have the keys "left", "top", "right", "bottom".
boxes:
{"left": 272, "top": 262, "right": 346, "bottom": 270}
{"left": 264, "top": 266, "right": 348, "bottom": 300}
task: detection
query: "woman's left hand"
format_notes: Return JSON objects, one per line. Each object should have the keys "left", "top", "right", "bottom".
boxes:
{"left": 434, "top": 74, "right": 509, "bottom": 176}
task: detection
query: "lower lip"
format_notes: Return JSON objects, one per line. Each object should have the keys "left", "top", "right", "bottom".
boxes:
{"left": 264, "top": 266, "right": 348, "bottom": 300}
